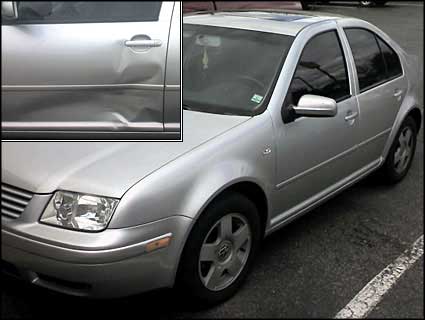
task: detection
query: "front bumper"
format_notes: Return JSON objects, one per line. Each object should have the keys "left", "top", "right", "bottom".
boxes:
{"left": 2, "top": 214, "right": 193, "bottom": 298}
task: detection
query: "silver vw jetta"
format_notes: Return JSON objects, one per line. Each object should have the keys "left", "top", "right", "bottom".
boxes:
{"left": 1, "top": 10, "right": 422, "bottom": 304}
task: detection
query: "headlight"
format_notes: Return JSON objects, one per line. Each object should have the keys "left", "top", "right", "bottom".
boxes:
{"left": 40, "top": 191, "right": 119, "bottom": 231}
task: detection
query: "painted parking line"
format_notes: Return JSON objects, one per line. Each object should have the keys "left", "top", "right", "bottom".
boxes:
{"left": 334, "top": 235, "right": 424, "bottom": 319}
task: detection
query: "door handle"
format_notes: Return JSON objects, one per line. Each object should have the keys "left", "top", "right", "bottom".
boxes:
{"left": 125, "top": 39, "right": 162, "bottom": 48}
{"left": 345, "top": 111, "right": 359, "bottom": 121}
{"left": 393, "top": 89, "right": 403, "bottom": 97}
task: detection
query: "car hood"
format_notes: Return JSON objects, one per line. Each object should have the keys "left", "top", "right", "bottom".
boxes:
{"left": 2, "top": 110, "right": 250, "bottom": 198}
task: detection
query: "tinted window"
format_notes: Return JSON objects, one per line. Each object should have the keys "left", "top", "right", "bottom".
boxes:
{"left": 10, "top": 1, "right": 162, "bottom": 24}
{"left": 345, "top": 28, "right": 395, "bottom": 92}
{"left": 287, "top": 31, "right": 350, "bottom": 106}
{"left": 376, "top": 37, "right": 403, "bottom": 79}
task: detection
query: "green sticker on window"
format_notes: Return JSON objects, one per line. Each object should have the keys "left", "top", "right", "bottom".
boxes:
{"left": 251, "top": 94, "right": 263, "bottom": 104}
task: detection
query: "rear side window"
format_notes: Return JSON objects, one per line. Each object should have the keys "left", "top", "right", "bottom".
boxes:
{"left": 287, "top": 30, "right": 350, "bottom": 105}
{"left": 8, "top": 1, "right": 162, "bottom": 24}
{"left": 345, "top": 28, "right": 402, "bottom": 92}
{"left": 376, "top": 37, "right": 403, "bottom": 79}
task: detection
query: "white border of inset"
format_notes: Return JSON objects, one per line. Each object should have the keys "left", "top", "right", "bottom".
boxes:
{"left": 1, "top": 1, "right": 183, "bottom": 142}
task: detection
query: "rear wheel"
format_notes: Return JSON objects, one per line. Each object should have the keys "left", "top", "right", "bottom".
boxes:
{"left": 377, "top": 116, "right": 417, "bottom": 184}
{"left": 176, "top": 192, "right": 261, "bottom": 306}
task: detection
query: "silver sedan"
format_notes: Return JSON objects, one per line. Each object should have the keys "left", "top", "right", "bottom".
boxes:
{"left": 1, "top": 9, "right": 422, "bottom": 305}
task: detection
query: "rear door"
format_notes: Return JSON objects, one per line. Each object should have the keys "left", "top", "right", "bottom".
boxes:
{"left": 2, "top": 1, "right": 174, "bottom": 139}
{"left": 342, "top": 27, "right": 408, "bottom": 166}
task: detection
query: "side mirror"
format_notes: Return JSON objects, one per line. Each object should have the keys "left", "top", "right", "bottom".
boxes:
{"left": 292, "top": 94, "right": 337, "bottom": 118}
{"left": 1, "top": 2, "right": 18, "bottom": 20}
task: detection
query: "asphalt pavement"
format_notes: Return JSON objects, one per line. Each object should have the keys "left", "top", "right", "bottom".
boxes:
{"left": 1, "top": 1, "right": 423, "bottom": 319}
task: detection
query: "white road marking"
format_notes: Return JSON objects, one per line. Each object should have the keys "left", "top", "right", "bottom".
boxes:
{"left": 334, "top": 235, "right": 424, "bottom": 319}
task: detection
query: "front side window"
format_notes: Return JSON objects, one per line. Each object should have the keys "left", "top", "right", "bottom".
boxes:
{"left": 344, "top": 28, "right": 402, "bottom": 92}
{"left": 4, "top": 1, "right": 162, "bottom": 24}
{"left": 183, "top": 24, "right": 294, "bottom": 116}
{"left": 286, "top": 30, "right": 350, "bottom": 107}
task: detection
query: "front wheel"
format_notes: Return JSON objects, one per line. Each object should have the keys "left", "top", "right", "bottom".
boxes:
{"left": 176, "top": 192, "right": 261, "bottom": 306}
{"left": 377, "top": 116, "right": 417, "bottom": 184}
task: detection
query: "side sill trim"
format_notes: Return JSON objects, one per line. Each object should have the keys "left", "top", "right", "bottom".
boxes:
{"left": 267, "top": 157, "right": 383, "bottom": 235}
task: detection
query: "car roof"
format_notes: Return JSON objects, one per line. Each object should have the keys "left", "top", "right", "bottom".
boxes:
{"left": 183, "top": 10, "right": 349, "bottom": 36}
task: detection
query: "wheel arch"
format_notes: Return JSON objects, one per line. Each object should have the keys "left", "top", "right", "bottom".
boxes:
{"left": 206, "top": 181, "right": 269, "bottom": 239}
{"left": 408, "top": 107, "right": 422, "bottom": 133}
{"left": 186, "top": 179, "right": 270, "bottom": 241}
{"left": 173, "top": 179, "right": 270, "bottom": 287}
{"left": 382, "top": 105, "right": 423, "bottom": 161}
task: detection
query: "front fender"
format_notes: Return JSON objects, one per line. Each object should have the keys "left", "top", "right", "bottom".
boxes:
{"left": 179, "top": 160, "right": 271, "bottom": 223}
{"left": 108, "top": 111, "right": 275, "bottom": 229}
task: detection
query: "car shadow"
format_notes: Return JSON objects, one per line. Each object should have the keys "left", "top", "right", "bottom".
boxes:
{"left": 2, "top": 270, "right": 216, "bottom": 318}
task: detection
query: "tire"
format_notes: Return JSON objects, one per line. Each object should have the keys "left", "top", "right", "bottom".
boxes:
{"left": 377, "top": 116, "right": 417, "bottom": 184}
{"left": 176, "top": 192, "right": 262, "bottom": 306}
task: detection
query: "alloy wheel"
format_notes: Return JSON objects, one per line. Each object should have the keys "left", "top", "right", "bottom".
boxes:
{"left": 394, "top": 126, "right": 414, "bottom": 174}
{"left": 198, "top": 213, "right": 252, "bottom": 291}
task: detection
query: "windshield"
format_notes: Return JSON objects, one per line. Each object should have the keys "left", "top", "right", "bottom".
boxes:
{"left": 183, "top": 24, "right": 294, "bottom": 116}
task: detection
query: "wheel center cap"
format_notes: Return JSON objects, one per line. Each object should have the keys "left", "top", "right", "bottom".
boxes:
{"left": 217, "top": 240, "right": 232, "bottom": 261}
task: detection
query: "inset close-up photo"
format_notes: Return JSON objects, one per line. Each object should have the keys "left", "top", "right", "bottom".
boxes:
{"left": 1, "top": 1, "right": 181, "bottom": 140}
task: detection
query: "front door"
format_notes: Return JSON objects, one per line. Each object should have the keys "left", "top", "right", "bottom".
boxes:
{"left": 272, "top": 29, "right": 361, "bottom": 224}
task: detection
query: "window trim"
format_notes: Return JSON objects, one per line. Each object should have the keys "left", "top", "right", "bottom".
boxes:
{"left": 283, "top": 29, "right": 352, "bottom": 111}
{"left": 2, "top": 2, "right": 162, "bottom": 25}
{"left": 343, "top": 27, "right": 404, "bottom": 94}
